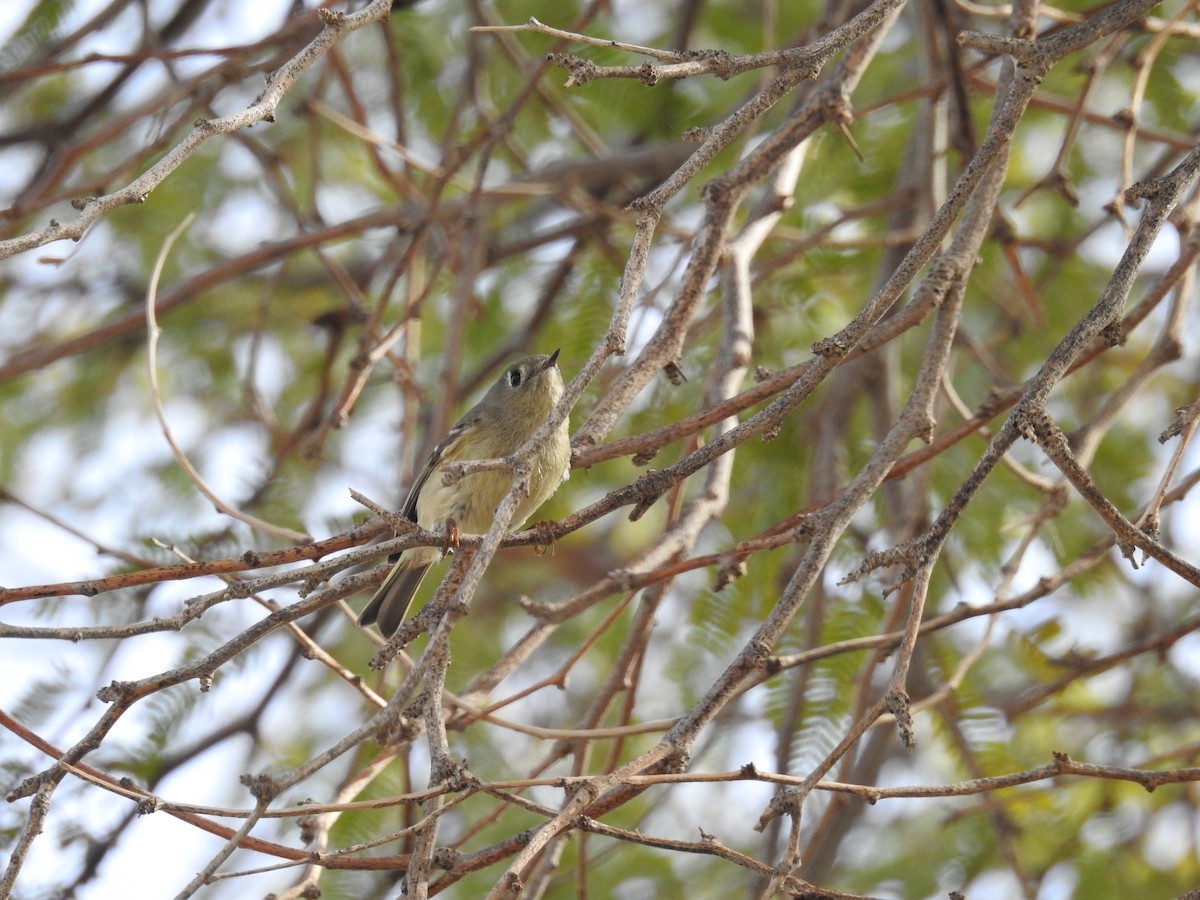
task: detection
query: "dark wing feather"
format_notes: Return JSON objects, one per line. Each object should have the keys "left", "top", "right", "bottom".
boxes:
{"left": 400, "top": 415, "right": 477, "bottom": 523}
{"left": 358, "top": 412, "right": 482, "bottom": 635}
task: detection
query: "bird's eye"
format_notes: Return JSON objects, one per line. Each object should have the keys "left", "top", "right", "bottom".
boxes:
{"left": 508, "top": 368, "right": 523, "bottom": 387}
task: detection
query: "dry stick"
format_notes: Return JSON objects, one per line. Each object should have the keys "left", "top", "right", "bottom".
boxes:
{"left": 0, "top": 781, "right": 53, "bottom": 899}
{"left": 475, "top": 3, "right": 613, "bottom": 156}
{"left": 172, "top": 798, "right": 272, "bottom": 900}
{"left": 851, "top": 145, "right": 1200, "bottom": 593}
{"left": 484, "top": 8, "right": 910, "bottom": 896}
{"left": 572, "top": 0, "right": 913, "bottom": 447}
{"left": 407, "top": 624, "right": 456, "bottom": 898}
{"left": 523, "top": 0, "right": 909, "bottom": 88}
{"left": 424, "top": 119, "right": 799, "bottom": 895}
{"left": 0, "top": 533, "right": 403, "bottom": 642}
{"left": 472, "top": 16, "right": 703, "bottom": 62}
{"left": 578, "top": 816, "right": 781, "bottom": 879}
{"left": 889, "top": 220, "right": 1200, "bottom": 483}
{"left": 1024, "top": 402, "right": 1200, "bottom": 578}
{"left": 2, "top": 570, "right": 430, "bottom": 892}
{"left": 767, "top": 277, "right": 975, "bottom": 889}
{"left": 12, "top": 690, "right": 1200, "bottom": 862}
{"left": 778, "top": 0, "right": 1185, "bottom": 846}
{"left": 757, "top": 462, "right": 1200, "bottom": 680}
{"left": 347, "top": 173, "right": 667, "bottom": 893}
{"left": 145, "top": 214, "right": 310, "bottom": 544}
{"left": 1109, "top": 0, "right": 1199, "bottom": 224}
{"left": 1144, "top": 397, "right": 1200, "bottom": 539}
{"left": 771, "top": 3, "right": 958, "bottom": 854}
{"left": 364, "top": 216, "right": 659, "bottom": 677}
{"left": 572, "top": 358, "right": 813, "bottom": 467}
{"left": 0, "top": 204, "right": 402, "bottom": 384}
{"left": 869, "top": 44, "right": 1019, "bottom": 736}
{"left": 1014, "top": 30, "right": 1125, "bottom": 209}
{"left": 847, "top": 4, "right": 1186, "bottom": 567}
{"left": 543, "top": 0, "right": 1171, "bottom": 885}
{"left": 0, "top": 3, "right": 394, "bottom": 261}
{"left": 1005, "top": 607, "right": 1200, "bottom": 717}
{"left": 547, "top": 132, "right": 806, "bottom": 892}
{"left": 0, "top": 112, "right": 661, "bottom": 387}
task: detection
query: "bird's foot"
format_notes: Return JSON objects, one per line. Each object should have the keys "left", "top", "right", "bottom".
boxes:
{"left": 441, "top": 517, "right": 460, "bottom": 556}
{"left": 530, "top": 519, "right": 557, "bottom": 557}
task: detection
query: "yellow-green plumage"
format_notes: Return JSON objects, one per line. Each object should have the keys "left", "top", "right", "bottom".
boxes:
{"left": 358, "top": 351, "right": 571, "bottom": 636}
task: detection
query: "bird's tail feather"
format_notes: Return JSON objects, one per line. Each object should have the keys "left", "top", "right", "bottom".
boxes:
{"left": 357, "top": 563, "right": 431, "bottom": 636}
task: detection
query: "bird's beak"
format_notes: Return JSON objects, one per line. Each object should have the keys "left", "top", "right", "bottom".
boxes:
{"left": 544, "top": 349, "right": 561, "bottom": 370}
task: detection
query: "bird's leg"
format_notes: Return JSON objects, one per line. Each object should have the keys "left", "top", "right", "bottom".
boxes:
{"left": 530, "top": 519, "right": 557, "bottom": 557}
{"left": 440, "top": 517, "right": 460, "bottom": 557}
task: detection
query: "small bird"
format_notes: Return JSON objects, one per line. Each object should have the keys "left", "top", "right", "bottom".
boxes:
{"left": 358, "top": 351, "right": 571, "bottom": 636}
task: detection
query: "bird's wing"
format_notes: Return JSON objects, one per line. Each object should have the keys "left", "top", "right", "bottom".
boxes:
{"left": 400, "top": 413, "right": 479, "bottom": 521}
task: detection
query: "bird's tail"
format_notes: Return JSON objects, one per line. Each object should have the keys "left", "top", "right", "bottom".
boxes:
{"left": 357, "top": 563, "right": 431, "bottom": 637}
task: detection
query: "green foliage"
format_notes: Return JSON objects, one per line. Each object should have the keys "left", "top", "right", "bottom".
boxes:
{"left": 0, "top": 0, "right": 74, "bottom": 78}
